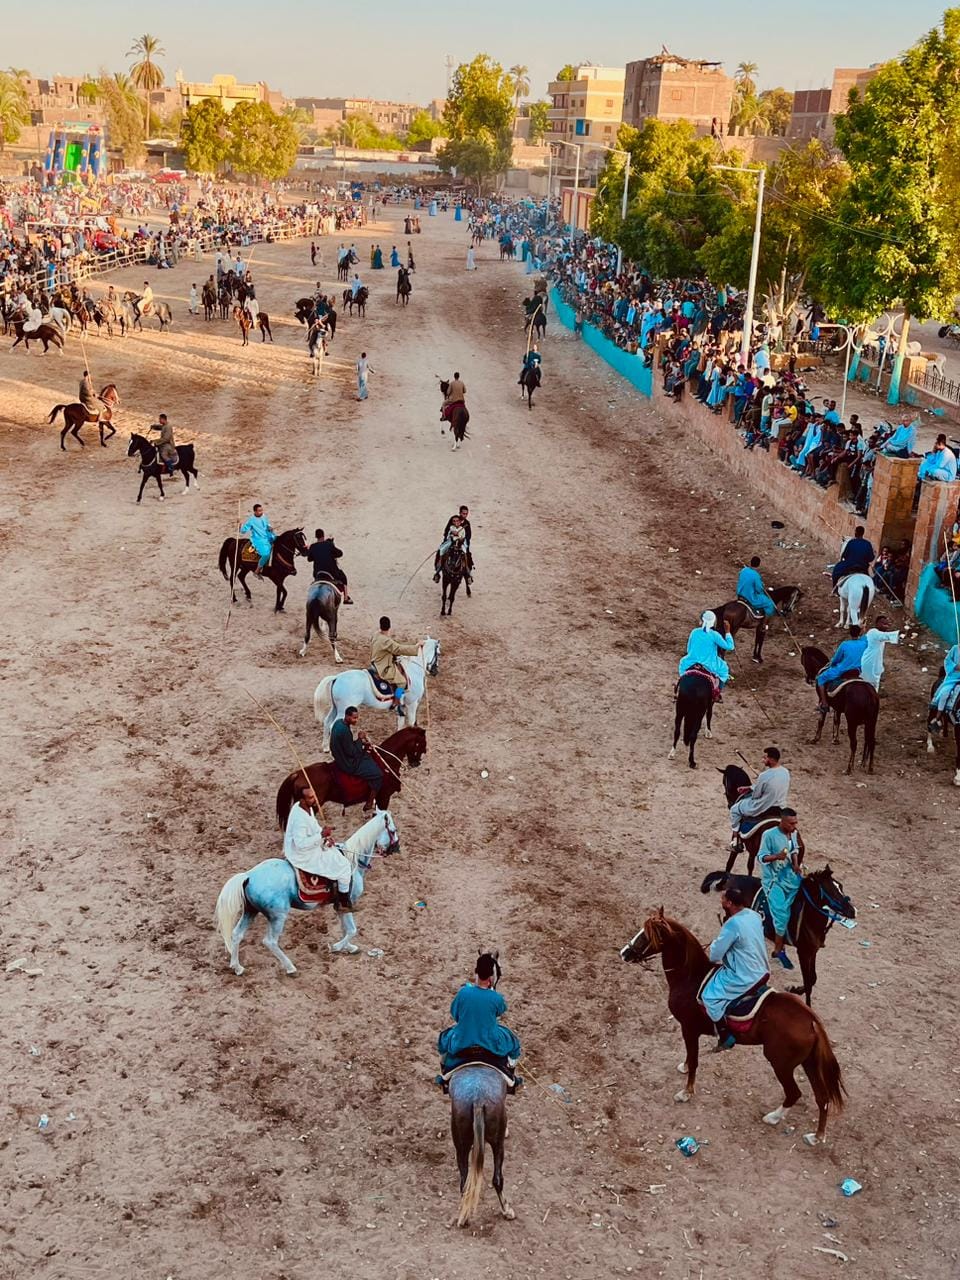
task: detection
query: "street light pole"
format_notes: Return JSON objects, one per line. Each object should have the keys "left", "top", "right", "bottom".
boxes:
{"left": 573, "top": 144, "right": 580, "bottom": 229}
{"left": 741, "top": 165, "right": 765, "bottom": 368}
{"left": 616, "top": 151, "right": 631, "bottom": 275}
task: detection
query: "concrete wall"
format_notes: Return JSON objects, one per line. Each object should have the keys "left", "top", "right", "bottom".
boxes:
{"left": 907, "top": 480, "right": 960, "bottom": 647}
{"left": 623, "top": 59, "right": 735, "bottom": 130}
{"left": 550, "top": 287, "right": 653, "bottom": 397}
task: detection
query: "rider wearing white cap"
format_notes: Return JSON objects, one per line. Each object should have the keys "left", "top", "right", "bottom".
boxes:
{"left": 678, "top": 610, "right": 735, "bottom": 685}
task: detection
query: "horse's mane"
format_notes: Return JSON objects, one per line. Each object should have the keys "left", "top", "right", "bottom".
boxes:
{"left": 380, "top": 725, "right": 425, "bottom": 751}
{"left": 661, "top": 917, "right": 709, "bottom": 971}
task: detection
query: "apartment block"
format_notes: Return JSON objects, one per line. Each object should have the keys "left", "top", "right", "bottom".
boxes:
{"left": 546, "top": 65, "right": 625, "bottom": 170}
{"left": 623, "top": 52, "right": 734, "bottom": 132}
{"left": 789, "top": 66, "right": 879, "bottom": 141}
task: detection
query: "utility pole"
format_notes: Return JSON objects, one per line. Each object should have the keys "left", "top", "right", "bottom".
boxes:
{"left": 444, "top": 55, "right": 455, "bottom": 96}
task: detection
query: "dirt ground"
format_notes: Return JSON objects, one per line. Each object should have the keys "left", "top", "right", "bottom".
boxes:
{"left": 2, "top": 207, "right": 958, "bottom": 1280}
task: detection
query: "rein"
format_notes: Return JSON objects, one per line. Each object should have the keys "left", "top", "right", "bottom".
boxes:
{"left": 801, "top": 882, "right": 848, "bottom": 930}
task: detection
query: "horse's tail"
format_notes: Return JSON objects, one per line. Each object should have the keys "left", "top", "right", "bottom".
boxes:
{"left": 803, "top": 1013, "right": 846, "bottom": 1115}
{"left": 218, "top": 539, "right": 234, "bottom": 582}
{"left": 314, "top": 674, "right": 336, "bottom": 723}
{"left": 457, "top": 1103, "right": 486, "bottom": 1227}
{"left": 214, "top": 872, "right": 248, "bottom": 953}
{"left": 47, "top": 405, "right": 66, "bottom": 424}
{"left": 277, "top": 775, "right": 294, "bottom": 831}
{"left": 859, "top": 585, "right": 870, "bottom": 619}
{"left": 700, "top": 870, "right": 728, "bottom": 895}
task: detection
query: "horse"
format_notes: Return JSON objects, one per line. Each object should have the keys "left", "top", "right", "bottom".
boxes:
{"left": 669, "top": 672, "right": 715, "bottom": 768}
{"left": 499, "top": 237, "right": 515, "bottom": 261}
{"left": 48, "top": 384, "right": 121, "bottom": 450}
{"left": 712, "top": 586, "right": 803, "bottom": 663}
{"left": 620, "top": 909, "right": 845, "bottom": 1144}
{"left": 439, "top": 543, "right": 470, "bottom": 617}
{"left": 519, "top": 365, "right": 539, "bottom": 410}
{"left": 926, "top": 666, "right": 960, "bottom": 786}
{"left": 700, "top": 867, "right": 857, "bottom": 1004}
{"left": 123, "top": 291, "right": 173, "bottom": 332}
{"left": 127, "top": 432, "right": 199, "bottom": 503}
{"left": 91, "top": 300, "right": 117, "bottom": 338}
{"left": 449, "top": 1063, "right": 514, "bottom": 1226}
{"left": 801, "top": 646, "right": 879, "bottom": 772}
{"left": 438, "top": 380, "right": 470, "bottom": 451}
{"left": 396, "top": 272, "right": 412, "bottom": 306}
{"left": 214, "top": 810, "right": 400, "bottom": 976}
{"left": 256, "top": 311, "right": 273, "bottom": 342}
{"left": 336, "top": 251, "right": 357, "bottom": 282}
{"left": 275, "top": 726, "right": 427, "bottom": 824}
{"left": 201, "top": 281, "right": 217, "bottom": 320}
{"left": 342, "top": 286, "right": 369, "bottom": 317}
{"left": 836, "top": 572, "right": 874, "bottom": 627}
{"left": 717, "top": 763, "right": 783, "bottom": 875}
{"left": 299, "top": 577, "right": 343, "bottom": 662}
{"left": 294, "top": 296, "right": 316, "bottom": 324}
{"left": 218, "top": 526, "right": 307, "bottom": 613}
{"left": 218, "top": 283, "right": 232, "bottom": 320}
{"left": 10, "top": 319, "right": 64, "bottom": 354}
{"left": 314, "top": 639, "right": 440, "bottom": 751}
{"left": 233, "top": 305, "right": 252, "bottom": 346}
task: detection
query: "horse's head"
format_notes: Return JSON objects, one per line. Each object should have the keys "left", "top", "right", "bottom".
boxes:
{"left": 780, "top": 586, "right": 803, "bottom": 615}
{"left": 126, "top": 434, "right": 146, "bottom": 457}
{"left": 423, "top": 637, "right": 440, "bottom": 677}
{"left": 377, "top": 809, "right": 400, "bottom": 856}
{"left": 292, "top": 528, "right": 309, "bottom": 556}
{"left": 719, "top": 763, "right": 751, "bottom": 807}
{"left": 800, "top": 646, "right": 828, "bottom": 684}
{"left": 808, "top": 865, "right": 856, "bottom": 922}
{"left": 620, "top": 909, "right": 670, "bottom": 964}
{"left": 478, "top": 949, "right": 502, "bottom": 989}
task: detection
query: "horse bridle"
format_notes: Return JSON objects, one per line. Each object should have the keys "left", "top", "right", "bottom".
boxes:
{"left": 801, "top": 877, "right": 853, "bottom": 929}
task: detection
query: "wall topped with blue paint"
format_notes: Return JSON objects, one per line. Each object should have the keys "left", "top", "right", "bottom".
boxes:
{"left": 549, "top": 287, "right": 653, "bottom": 399}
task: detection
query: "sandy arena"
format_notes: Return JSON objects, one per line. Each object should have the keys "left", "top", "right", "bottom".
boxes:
{"left": 1, "top": 207, "right": 958, "bottom": 1279}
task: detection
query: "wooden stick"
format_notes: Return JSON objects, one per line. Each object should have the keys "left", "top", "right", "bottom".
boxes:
{"left": 944, "top": 529, "right": 960, "bottom": 649}
{"left": 242, "top": 687, "right": 313, "bottom": 795}
{"left": 224, "top": 499, "right": 242, "bottom": 635}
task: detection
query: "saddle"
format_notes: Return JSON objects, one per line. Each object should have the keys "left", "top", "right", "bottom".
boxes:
{"left": 736, "top": 597, "right": 767, "bottom": 621}
{"left": 739, "top": 811, "right": 782, "bottom": 843}
{"left": 240, "top": 542, "right": 264, "bottom": 566}
{"left": 312, "top": 571, "right": 345, "bottom": 596}
{"left": 330, "top": 765, "right": 379, "bottom": 804}
{"left": 698, "top": 968, "right": 773, "bottom": 1039}
{"left": 291, "top": 866, "right": 337, "bottom": 905}
{"left": 826, "top": 672, "right": 872, "bottom": 699}
{"left": 681, "top": 664, "right": 723, "bottom": 703}
{"left": 439, "top": 1048, "right": 518, "bottom": 1094}
{"left": 366, "top": 661, "right": 408, "bottom": 701}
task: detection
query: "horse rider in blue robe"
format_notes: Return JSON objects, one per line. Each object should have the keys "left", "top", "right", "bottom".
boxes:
{"left": 330, "top": 706, "right": 383, "bottom": 811}
{"left": 700, "top": 881, "right": 770, "bottom": 1050}
{"left": 437, "top": 952, "right": 521, "bottom": 1086}
{"left": 737, "top": 556, "right": 777, "bottom": 617}
{"left": 679, "top": 610, "right": 735, "bottom": 687}
{"left": 239, "top": 503, "right": 275, "bottom": 575}
{"left": 930, "top": 643, "right": 960, "bottom": 716}
{"left": 519, "top": 344, "right": 542, "bottom": 387}
{"left": 757, "top": 810, "right": 804, "bottom": 969}
{"left": 816, "top": 625, "right": 868, "bottom": 713}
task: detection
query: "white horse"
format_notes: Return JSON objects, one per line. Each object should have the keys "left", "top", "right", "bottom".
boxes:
{"left": 48, "top": 306, "right": 72, "bottom": 335}
{"left": 214, "top": 809, "right": 400, "bottom": 976}
{"left": 314, "top": 637, "right": 440, "bottom": 752}
{"left": 837, "top": 573, "right": 875, "bottom": 627}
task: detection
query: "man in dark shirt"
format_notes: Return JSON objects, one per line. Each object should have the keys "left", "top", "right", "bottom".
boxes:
{"left": 433, "top": 505, "right": 474, "bottom": 583}
{"left": 831, "top": 524, "right": 876, "bottom": 587}
{"left": 307, "top": 528, "right": 353, "bottom": 602}
{"left": 330, "top": 706, "right": 383, "bottom": 810}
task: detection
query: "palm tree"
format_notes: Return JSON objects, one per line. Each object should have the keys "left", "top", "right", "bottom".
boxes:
{"left": 128, "top": 34, "right": 165, "bottom": 135}
{"left": 0, "top": 71, "right": 29, "bottom": 153}
{"left": 735, "top": 61, "right": 759, "bottom": 99}
{"left": 509, "top": 63, "right": 530, "bottom": 132}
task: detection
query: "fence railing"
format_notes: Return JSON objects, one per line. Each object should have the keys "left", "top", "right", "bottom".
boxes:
{"left": 908, "top": 362, "right": 960, "bottom": 406}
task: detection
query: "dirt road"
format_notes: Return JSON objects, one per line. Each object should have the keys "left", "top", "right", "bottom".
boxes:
{"left": 1, "top": 210, "right": 957, "bottom": 1279}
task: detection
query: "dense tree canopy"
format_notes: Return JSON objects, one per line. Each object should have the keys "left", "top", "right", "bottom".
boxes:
{"left": 0, "top": 71, "right": 30, "bottom": 150}
{"left": 438, "top": 54, "right": 514, "bottom": 190}
{"left": 227, "top": 101, "right": 298, "bottom": 180}
{"left": 181, "top": 99, "right": 229, "bottom": 173}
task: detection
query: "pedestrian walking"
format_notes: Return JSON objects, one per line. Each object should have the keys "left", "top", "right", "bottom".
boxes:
{"left": 357, "top": 351, "right": 374, "bottom": 401}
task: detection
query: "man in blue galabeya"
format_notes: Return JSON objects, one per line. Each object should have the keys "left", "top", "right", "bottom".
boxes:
{"left": 930, "top": 643, "right": 960, "bottom": 716}
{"left": 240, "top": 502, "right": 275, "bottom": 576}
{"left": 701, "top": 882, "right": 770, "bottom": 1050}
{"left": 737, "top": 556, "right": 777, "bottom": 618}
{"left": 679, "top": 610, "right": 735, "bottom": 686}
{"left": 757, "top": 809, "right": 804, "bottom": 971}
{"left": 881, "top": 416, "right": 917, "bottom": 458}
{"left": 437, "top": 952, "right": 521, "bottom": 1084}
{"left": 816, "top": 625, "right": 868, "bottom": 714}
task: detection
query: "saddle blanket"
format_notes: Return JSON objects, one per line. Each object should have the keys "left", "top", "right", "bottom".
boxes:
{"left": 697, "top": 967, "right": 772, "bottom": 1038}
{"left": 292, "top": 866, "right": 336, "bottom": 905}
{"left": 241, "top": 542, "right": 262, "bottom": 565}
{"left": 683, "top": 664, "right": 723, "bottom": 703}
{"left": 440, "top": 1056, "right": 517, "bottom": 1092}
{"left": 366, "top": 663, "right": 408, "bottom": 701}
{"left": 828, "top": 674, "right": 873, "bottom": 698}
{"left": 736, "top": 596, "right": 767, "bottom": 621}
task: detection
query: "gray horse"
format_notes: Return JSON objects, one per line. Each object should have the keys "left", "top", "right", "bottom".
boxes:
{"left": 299, "top": 578, "right": 343, "bottom": 662}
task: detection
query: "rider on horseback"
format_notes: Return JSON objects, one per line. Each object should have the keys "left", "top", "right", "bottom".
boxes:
{"left": 240, "top": 503, "right": 276, "bottom": 577}
{"left": 815, "top": 626, "right": 868, "bottom": 714}
{"left": 441, "top": 371, "right": 466, "bottom": 425}
{"left": 679, "top": 610, "right": 735, "bottom": 694}
{"left": 283, "top": 781, "right": 355, "bottom": 912}
{"left": 148, "top": 413, "right": 178, "bottom": 477}
{"left": 728, "top": 747, "right": 791, "bottom": 847}
{"left": 518, "top": 344, "right": 542, "bottom": 388}
{"left": 371, "top": 616, "right": 420, "bottom": 716}
{"left": 701, "top": 881, "right": 770, "bottom": 1050}
{"left": 307, "top": 528, "right": 353, "bottom": 603}
{"left": 433, "top": 512, "right": 471, "bottom": 583}
{"left": 736, "top": 557, "right": 777, "bottom": 617}
{"left": 330, "top": 707, "right": 383, "bottom": 812}
{"left": 436, "top": 952, "right": 521, "bottom": 1088}
{"left": 79, "top": 370, "right": 100, "bottom": 422}
{"left": 758, "top": 810, "right": 804, "bottom": 970}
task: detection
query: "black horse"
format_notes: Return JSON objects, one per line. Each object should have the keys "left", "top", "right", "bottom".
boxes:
{"left": 294, "top": 297, "right": 316, "bottom": 325}
{"left": 396, "top": 269, "right": 412, "bottom": 306}
{"left": 342, "top": 286, "right": 369, "bottom": 317}
{"left": 519, "top": 365, "right": 539, "bottom": 410}
{"left": 701, "top": 867, "right": 857, "bottom": 1005}
{"left": 439, "top": 543, "right": 470, "bottom": 617}
{"left": 127, "top": 433, "right": 199, "bottom": 502}
{"left": 299, "top": 577, "right": 343, "bottom": 662}
{"left": 670, "top": 672, "right": 715, "bottom": 768}
{"left": 218, "top": 527, "right": 308, "bottom": 613}
{"left": 718, "top": 763, "right": 783, "bottom": 875}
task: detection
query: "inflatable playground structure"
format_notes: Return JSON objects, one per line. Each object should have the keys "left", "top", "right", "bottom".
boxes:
{"left": 43, "top": 124, "right": 106, "bottom": 185}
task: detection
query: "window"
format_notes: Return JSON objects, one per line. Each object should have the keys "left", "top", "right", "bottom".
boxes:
{"left": 671, "top": 90, "right": 682, "bottom": 101}
{"left": 605, "top": 99, "right": 614, "bottom": 108}
{"left": 604, "top": 124, "right": 612, "bottom": 133}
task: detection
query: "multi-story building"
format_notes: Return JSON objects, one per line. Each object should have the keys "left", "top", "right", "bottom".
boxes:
{"left": 622, "top": 51, "right": 734, "bottom": 133}
{"left": 178, "top": 73, "right": 283, "bottom": 114}
{"left": 789, "top": 67, "right": 879, "bottom": 142}
{"left": 21, "top": 76, "right": 106, "bottom": 127}
{"left": 294, "top": 97, "right": 421, "bottom": 133}
{"left": 546, "top": 65, "right": 625, "bottom": 173}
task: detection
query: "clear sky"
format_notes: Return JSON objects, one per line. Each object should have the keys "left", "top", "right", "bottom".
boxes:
{"left": 7, "top": 0, "right": 949, "bottom": 103}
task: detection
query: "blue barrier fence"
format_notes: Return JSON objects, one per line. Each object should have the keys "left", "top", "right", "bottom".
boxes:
{"left": 549, "top": 287, "right": 653, "bottom": 399}
{"left": 914, "top": 563, "right": 960, "bottom": 647}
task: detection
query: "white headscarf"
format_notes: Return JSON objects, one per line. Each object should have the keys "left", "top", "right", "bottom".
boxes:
{"left": 700, "top": 610, "right": 717, "bottom": 631}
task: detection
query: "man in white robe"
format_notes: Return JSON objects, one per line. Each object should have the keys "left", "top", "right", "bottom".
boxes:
{"left": 283, "top": 783, "right": 354, "bottom": 910}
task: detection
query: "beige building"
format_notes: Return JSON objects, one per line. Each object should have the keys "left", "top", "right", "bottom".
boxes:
{"left": 21, "top": 76, "right": 106, "bottom": 127}
{"left": 623, "top": 51, "right": 734, "bottom": 133}
{"left": 294, "top": 97, "right": 421, "bottom": 133}
{"left": 178, "top": 73, "right": 283, "bottom": 114}
{"left": 789, "top": 67, "right": 879, "bottom": 141}
{"left": 546, "top": 65, "right": 625, "bottom": 174}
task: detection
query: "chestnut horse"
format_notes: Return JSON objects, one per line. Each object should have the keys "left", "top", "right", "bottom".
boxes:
{"left": 275, "top": 725, "right": 427, "bottom": 824}
{"left": 712, "top": 585, "right": 803, "bottom": 663}
{"left": 700, "top": 868, "right": 857, "bottom": 1004}
{"left": 218, "top": 527, "right": 308, "bottom": 613}
{"left": 49, "top": 383, "right": 120, "bottom": 450}
{"left": 620, "top": 909, "right": 845, "bottom": 1144}
{"left": 801, "top": 646, "right": 879, "bottom": 772}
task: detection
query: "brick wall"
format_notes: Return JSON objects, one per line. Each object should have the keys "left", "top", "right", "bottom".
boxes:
{"left": 907, "top": 480, "right": 960, "bottom": 608}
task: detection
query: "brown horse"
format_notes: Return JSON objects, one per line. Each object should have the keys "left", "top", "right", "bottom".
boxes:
{"left": 701, "top": 867, "right": 857, "bottom": 1004}
{"left": 342, "top": 286, "right": 369, "bottom": 317}
{"left": 439, "top": 381, "right": 470, "bottom": 451}
{"left": 218, "top": 527, "right": 308, "bottom": 612}
{"left": 801, "top": 646, "right": 879, "bottom": 772}
{"left": 620, "top": 909, "right": 845, "bottom": 1144}
{"left": 275, "top": 725, "right": 427, "bottom": 825}
{"left": 712, "top": 585, "right": 803, "bottom": 663}
{"left": 10, "top": 319, "right": 64, "bottom": 354}
{"left": 233, "top": 305, "right": 252, "bottom": 345}
{"left": 48, "top": 384, "right": 121, "bottom": 450}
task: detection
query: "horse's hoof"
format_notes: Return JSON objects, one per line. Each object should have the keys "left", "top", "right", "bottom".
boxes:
{"left": 926, "top": 740, "right": 935, "bottom": 753}
{"left": 802, "top": 1133, "right": 819, "bottom": 1147}
{"left": 230, "top": 963, "right": 245, "bottom": 976}
{"left": 704, "top": 728, "right": 713, "bottom": 739}
{"left": 285, "top": 967, "right": 299, "bottom": 977}
{"left": 677, "top": 1061, "right": 687, "bottom": 1073}
{"left": 502, "top": 1206, "right": 516, "bottom": 1220}
{"left": 668, "top": 747, "right": 677, "bottom": 760}
{"left": 297, "top": 646, "right": 307, "bottom": 659}
{"left": 674, "top": 1089, "right": 692, "bottom": 1103}
{"left": 688, "top": 760, "right": 698, "bottom": 769}
{"left": 762, "top": 1108, "right": 786, "bottom": 1126}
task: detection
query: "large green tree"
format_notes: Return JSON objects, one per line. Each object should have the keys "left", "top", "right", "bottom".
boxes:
{"left": 555, "top": 65, "right": 578, "bottom": 82}
{"left": 527, "top": 100, "right": 550, "bottom": 144}
{"left": 811, "top": 8, "right": 960, "bottom": 401}
{"left": 97, "top": 71, "right": 144, "bottom": 163}
{"left": 181, "top": 98, "right": 230, "bottom": 173}
{"left": 406, "top": 109, "right": 444, "bottom": 146}
{"left": 439, "top": 54, "right": 514, "bottom": 190}
{"left": 227, "top": 101, "right": 298, "bottom": 180}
